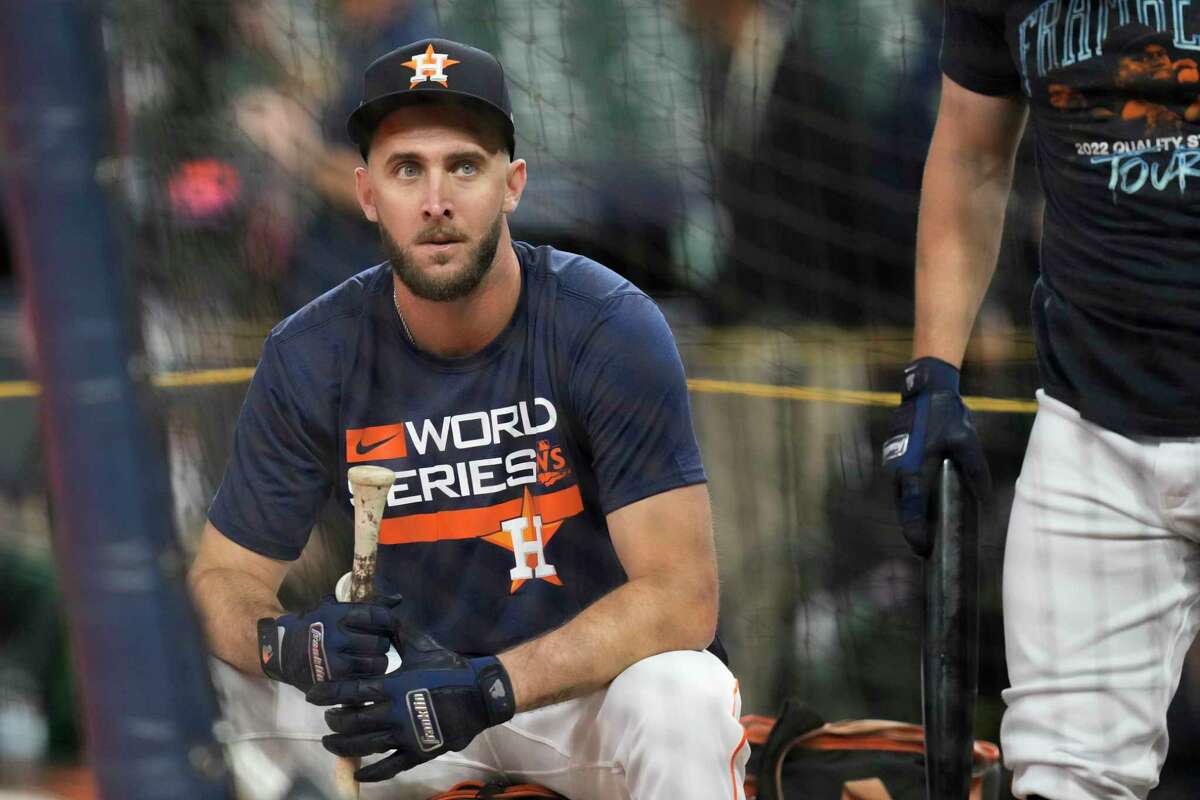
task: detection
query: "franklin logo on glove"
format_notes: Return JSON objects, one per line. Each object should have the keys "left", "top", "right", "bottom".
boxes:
{"left": 881, "top": 434, "right": 909, "bottom": 461}
{"left": 407, "top": 689, "right": 443, "bottom": 751}
{"left": 309, "top": 623, "right": 328, "bottom": 683}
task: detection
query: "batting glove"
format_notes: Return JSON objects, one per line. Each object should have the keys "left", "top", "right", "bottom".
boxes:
{"left": 307, "top": 648, "right": 515, "bottom": 781}
{"left": 881, "top": 357, "right": 991, "bottom": 557}
{"left": 257, "top": 595, "right": 397, "bottom": 692}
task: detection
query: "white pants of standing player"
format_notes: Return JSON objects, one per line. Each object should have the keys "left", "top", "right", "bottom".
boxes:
{"left": 1002, "top": 391, "right": 1200, "bottom": 800}
{"left": 212, "top": 649, "right": 749, "bottom": 800}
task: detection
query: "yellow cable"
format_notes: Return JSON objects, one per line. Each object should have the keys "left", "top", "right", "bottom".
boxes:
{"left": 152, "top": 367, "right": 257, "bottom": 388}
{"left": 0, "top": 380, "right": 39, "bottom": 399}
{"left": 0, "top": 371, "right": 1038, "bottom": 413}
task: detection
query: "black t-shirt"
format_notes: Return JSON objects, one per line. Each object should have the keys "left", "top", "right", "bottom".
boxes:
{"left": 208, "top": 243, "right": 707, "bottom": 655}
{"left": 942, "top": 0, "right": 1200, "bottom": 436}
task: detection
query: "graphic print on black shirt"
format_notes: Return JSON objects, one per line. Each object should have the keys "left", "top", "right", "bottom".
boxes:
{"left": 942, "top": 1, "right": 1200, "bottom": 436}
{"left": 1042, "top": 19, "right": 1200, "bottom": 184}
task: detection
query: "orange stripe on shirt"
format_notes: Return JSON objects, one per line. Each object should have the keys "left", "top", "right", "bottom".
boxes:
{"left": 379, "top": 484, "right": 583, "bottom": 545}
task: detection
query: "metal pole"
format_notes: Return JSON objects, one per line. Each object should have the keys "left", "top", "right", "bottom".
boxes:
{"left": 0, "top": 1, "right": 231, "bottom": 797}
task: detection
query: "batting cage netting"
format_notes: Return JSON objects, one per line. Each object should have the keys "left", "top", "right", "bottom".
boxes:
{"left": 3, "top": 1, "right": 1198, "bottom": 798}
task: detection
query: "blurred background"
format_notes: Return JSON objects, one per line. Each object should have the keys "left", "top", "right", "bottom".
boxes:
{"left": 2, "top": 0, "right": 1199, "bottom": 797}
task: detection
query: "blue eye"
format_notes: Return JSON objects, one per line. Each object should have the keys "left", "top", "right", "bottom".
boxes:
{"left": 396, "top": 163, "right": 420, "bottom": 178}
{"left": 456, "top": 161, "right": 478, "bottom": 176}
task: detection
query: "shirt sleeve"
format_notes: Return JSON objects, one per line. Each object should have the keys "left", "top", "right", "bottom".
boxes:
{"left": 940, "top": 0, "right": 1022, "bottom": 96}
{"left": 207, "top": 334, "right": 335, "bottom": 560}
{"left": 568, "top": 293, "right": 707, "bottom": 514}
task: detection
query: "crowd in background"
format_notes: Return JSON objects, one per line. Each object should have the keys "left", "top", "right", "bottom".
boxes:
{"left": 120, "top": 0, "right": 1018, "bottom": 326}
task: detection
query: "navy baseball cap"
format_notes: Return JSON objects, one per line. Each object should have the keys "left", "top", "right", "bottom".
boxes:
{"left": 347, "top": 37, "right": 516, "bottom": 160}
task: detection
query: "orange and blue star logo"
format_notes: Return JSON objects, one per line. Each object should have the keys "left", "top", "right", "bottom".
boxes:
{"left": 403, "top": 44, "right": 460, "bottom": 88}
{"left": 482, "top": 487, "right": 566, "bottom": 593}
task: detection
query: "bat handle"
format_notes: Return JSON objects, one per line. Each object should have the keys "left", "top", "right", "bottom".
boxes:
{"left": 335, "top": 465, "right": 397, "bottom": 799}
{"left": 333, "top": 756, "right": 360, "bottom": 799}
{"left": 923, "top": 459, "right": 980, "bottom": 800}
{"left": 346, "top": 464, "right": 397, "bottom": 600}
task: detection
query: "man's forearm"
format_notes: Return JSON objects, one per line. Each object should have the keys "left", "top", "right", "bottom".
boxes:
{"left": 497, "top": 567, "right": 717, "bottom": 712}
{"left": 188, "top": 567, "right": 283, "bottom": 676}
{"left": 912, "top": 139, "right": 1017, "bottom": 367}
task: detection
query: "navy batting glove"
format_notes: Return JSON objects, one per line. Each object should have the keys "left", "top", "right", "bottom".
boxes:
{"left": 306, "top": 652, "right": 515, "bottom": 782}
{"left": 257, "top": 595, "right": 397, "bottom": 692}
{"left": 881, "top": 357, "right": 991, "bottom": 557}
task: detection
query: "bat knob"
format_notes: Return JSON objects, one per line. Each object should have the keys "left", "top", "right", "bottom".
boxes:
{"left": 348, "top": 464, "right": 397, "bottom": 488}
{"left": 334, "top": 571, "right": 353, "bottom": 602}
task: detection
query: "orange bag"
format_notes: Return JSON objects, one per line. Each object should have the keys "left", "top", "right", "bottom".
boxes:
{"left": 742, "top": 701, "right": 1001, "bottom": 800}
{"left": 424, "top": 780, "right": 567, "bottom": 799}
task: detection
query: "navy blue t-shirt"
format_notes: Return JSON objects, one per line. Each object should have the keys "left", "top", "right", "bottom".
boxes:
{"left": 942, "top": 1, "right": 1200, "bottom": 436}
{"left": 209, "top": 242, "right": 707, "bottom": 655}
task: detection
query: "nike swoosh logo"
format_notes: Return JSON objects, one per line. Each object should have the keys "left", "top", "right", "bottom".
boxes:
{"left": 355, "top": 431, "right": 401, "bottom": 455}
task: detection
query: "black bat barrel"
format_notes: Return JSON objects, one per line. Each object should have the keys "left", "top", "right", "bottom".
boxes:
{"left": 923, "top": 459, "right": 981, "bottom": 800}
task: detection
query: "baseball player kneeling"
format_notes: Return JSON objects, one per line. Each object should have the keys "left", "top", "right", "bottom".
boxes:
{"left": 187, "top": 37, "right": 748, "bottom": 800}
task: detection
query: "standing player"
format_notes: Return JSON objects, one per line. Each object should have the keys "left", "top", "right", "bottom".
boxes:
{"left": 187, "top": 38, "right": 748, "bottom": 799}
{"left": 883, "top": 3, "right": 1200, "bottom": 799}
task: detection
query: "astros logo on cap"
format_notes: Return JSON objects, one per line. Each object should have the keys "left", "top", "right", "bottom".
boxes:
{"left": 404, "top": 43, "right": 460, "bottom": 88}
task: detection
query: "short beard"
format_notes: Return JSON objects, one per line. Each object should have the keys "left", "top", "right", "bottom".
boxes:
{"left": 382, "top": 215, "right": 503, "bottom": 302}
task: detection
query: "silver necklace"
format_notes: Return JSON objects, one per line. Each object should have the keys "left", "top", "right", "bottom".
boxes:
{"left": 392, "top": 285, "right": 415, "bottom": 344}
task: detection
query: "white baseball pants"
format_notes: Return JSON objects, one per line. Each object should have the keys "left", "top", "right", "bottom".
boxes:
{"left": 1002, "top": 391, "right": 1200, "bottom": 799}
{"left": 212, "top": 649, "right": 749, "bottom": 800}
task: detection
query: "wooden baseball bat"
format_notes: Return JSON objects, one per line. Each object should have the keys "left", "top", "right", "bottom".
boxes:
{"left": 334, "top": 464, "right": 397, "bottom": 800}
{"left": 922, "top": 459, "right": 980, "bottom": 800}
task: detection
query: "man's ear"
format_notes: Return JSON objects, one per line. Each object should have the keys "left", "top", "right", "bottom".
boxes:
{"left": 502, "top": 158, "right": 527, "bottom": 214}
{"left": 355, "top": 166, "right": 379, "bottom": 222}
